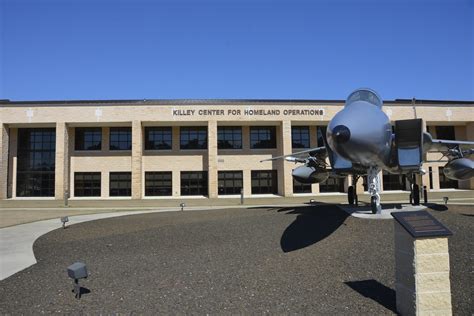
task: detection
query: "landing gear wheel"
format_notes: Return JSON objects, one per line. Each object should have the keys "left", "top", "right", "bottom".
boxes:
{"left": 371, "top": 196, "right": 378, "bottom": 214}
{"left": 413, "top": 184, "right": 420, "bottom": 205}
{"left": 348, "top": 186, "right": 355, "bottom": 205}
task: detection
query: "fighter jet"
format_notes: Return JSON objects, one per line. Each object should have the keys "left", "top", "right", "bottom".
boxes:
{"left": 262, "top": 88, "right": 474, "bottom": 214}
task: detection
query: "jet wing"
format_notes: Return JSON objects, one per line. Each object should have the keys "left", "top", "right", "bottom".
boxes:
{"left": 426, "top": 137, "right": 474, "bottom": 158}
{"left": 260, "top": 146, "right": 327, "bottom": 162}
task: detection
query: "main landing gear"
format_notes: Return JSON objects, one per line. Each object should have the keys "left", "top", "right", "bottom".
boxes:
{"left": 409, "top": 174, "right": 420, "bottom": 206}
{"left": 347, "top": 175, "right": 359, "bottom": 206}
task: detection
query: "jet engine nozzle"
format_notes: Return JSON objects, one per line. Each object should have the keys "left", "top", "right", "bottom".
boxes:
{"left": 332, "top": 125, "right": 351, "bottom": 144}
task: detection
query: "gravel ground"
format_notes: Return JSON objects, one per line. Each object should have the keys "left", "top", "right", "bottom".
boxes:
{"left": 0, "top": 204, "right": 472, "bottom": 315}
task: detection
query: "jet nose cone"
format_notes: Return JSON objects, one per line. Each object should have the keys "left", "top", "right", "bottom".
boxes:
{"left": 332, "top": 125, "right": 351, "bottom": 144}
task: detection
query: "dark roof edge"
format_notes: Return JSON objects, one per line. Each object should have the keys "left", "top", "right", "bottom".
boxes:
{"left": 0, "top": 98, "right": 473, "bottom": 106}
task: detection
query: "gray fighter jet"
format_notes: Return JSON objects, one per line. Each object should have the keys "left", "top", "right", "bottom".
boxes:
{"left": 263, "top": 88, "right": 474, "bottom": 214}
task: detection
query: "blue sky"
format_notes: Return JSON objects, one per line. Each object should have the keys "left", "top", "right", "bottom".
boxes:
{"left": 1, "top": 0, "right": 472, "bottom": 101}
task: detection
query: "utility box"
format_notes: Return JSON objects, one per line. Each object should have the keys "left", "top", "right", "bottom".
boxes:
{"left": 392, "top": 211, "right": 453, "bottom": 315}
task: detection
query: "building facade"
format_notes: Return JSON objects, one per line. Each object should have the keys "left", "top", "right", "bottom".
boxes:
{"left": 0, "top": 98, "right": 473, "bottom": 201}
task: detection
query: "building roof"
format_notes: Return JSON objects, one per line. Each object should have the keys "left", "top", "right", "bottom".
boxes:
{"left": 0, "top": 98, "right": 472, "bottom": 107}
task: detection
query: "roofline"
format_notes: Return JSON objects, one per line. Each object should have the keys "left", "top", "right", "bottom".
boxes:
{"left": 0, "top": 98, "right": 473, "bottom": 106}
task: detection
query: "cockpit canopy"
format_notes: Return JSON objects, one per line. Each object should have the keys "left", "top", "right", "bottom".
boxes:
{"left": 345, "top": 88, "right": 383, "bottom": 108}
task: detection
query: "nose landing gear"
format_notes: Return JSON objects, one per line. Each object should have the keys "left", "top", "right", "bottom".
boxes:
{"left": 367, "top": 167, "right": 382, "bottom": 214}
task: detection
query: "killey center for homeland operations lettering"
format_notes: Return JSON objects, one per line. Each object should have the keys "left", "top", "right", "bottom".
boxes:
{"left": 172, "top": 108, "right": 326, "bottom": 116}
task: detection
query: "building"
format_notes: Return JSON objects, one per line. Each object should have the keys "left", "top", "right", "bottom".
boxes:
{"left": 0, "top": 98, "right": 473, "bottom": 202}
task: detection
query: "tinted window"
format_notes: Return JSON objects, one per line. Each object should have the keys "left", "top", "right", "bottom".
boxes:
{"left": 435, "top": 126, "right": 455, "bottom": 140}
{"left": 439, "top": 167, "right": 458, "bottom": 189}
{"left": 181, "top": 171, "right": 208, "bottom": 195}
{"left": 145, "top": 172, "right": 172, "bottom": 196}
{"left": 319, "top": 177, "right": 345, "bottom": 193}
{"left": 16, "top": 128, "right": 56, "bottom": 197}
{"left": 110, "top": 172, "right": 132, "bottom": 196}
{"left": 293, "top": 179, "right": 312, "bottom": 194}
{"left": 251, "top": 170, "right": 277, "bottom": 194}
{"left": 292, "top": 126, "right": 310, "bottom": 149}
{"left": 218, "top": 127, "right": 242, "bottom": 149}
{"left": 75, "top": 127, "right": 102, "bottom": 151}
{"left": 382, "top": 171, "right": 407, "bottom": 191}
{"left": 180, "top": 127, "right": 207, "bottom": 150}
{"left": 218, "top": 171, "right": 243, "bottom": 195}
{"left": 110, "top": 127, "right": 131, "bottom": 150}
{"left": 145, "top": 127, "right": 172, "bottom": 150}
{"left": 317, "top": 126, "right": 327, "bottom": 147}
{"left": 74, "top": 172, "right": 101, "bottom": 197}
{"left": 250, "top": 127, "right": 276, "bottom": 149}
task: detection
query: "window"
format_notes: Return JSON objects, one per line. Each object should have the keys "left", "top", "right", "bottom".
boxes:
{"left": 251, "top": 170, "right": 278, "bottom": 194}
{"left": 218, "top": 171, "right": 243, "bottom": 195}
{"left": 75, "top": 127, "right": 102, "bottom": 151}
{"left": 250, "top": 127, "right": 276, "bottom": 149}
{"left": 74, "top": 172, "right": 101, "bottom": 197}
{"left": 180, "top": 127, "right": 207, "bottom": 150}
{"left": 16, "top": 128, "right": 56, "bottom": 197}
{"left": 319, "top": 177, "right": 345, "bottom": 193}
{"left": 435, "top": 126, "right": 455, "bottom": 140}
{"left": 145, "top": 172, "right": 172, "bottom": 196}
{"left": 145, "top": 127, "right": 172, "bottom": 150}
{"left": 293, "top": 179, "right": 312, "bottom": 194}
{"left": 382, "top": 171, "right": 407, "bottom": 191}
{"left": 181, "top": 171, "right": 208, "bottom": 196}
{"left": 109, "top": 127, "right": 131, "bottom": 150}
{"left": 439, "top": 167, "right": 458, "bottom": 189}
{"left": 218, "top": 127, "right": 242, "bottom": 149}
{"left": 292, "top": 126, "right": 310, "bottom": 149}
{"left": 110, "top": 172, "right": 132, "bottom": 196}
{"left": 317, "top": 126, "right": 327, "bottom": 147}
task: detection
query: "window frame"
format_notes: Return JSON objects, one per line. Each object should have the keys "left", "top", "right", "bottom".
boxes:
{"left": 75, "top": 127, "right": 102, "bottom": 151}
{"left": 109, "top": 127, "right": 132, "bottom": 151}
{"left": 145, "top": 171, "right": 172, "bottom": 196}
{"left": 74, "top": 172, "right": 101, "bottom": 197}
{"left": 180, "top": 171, "right": 208, "bottom": 196}
{"left": 250, "top": 126, "right": 277, "bottom": 149}
{"left": 145, "top": 127, "right": 173, "bottom": 150}
{"left": 218, "top": 171, "right": 243, "bottom": 195}
{"left": 16, "top": 128, "right": 56, "bottom": 197}
{"left": 291, "top": 126, "right": 310, "bottom": 149}
{"left": 180, "top": 127, "right": 208, "bottom": 150}
{"left": 218, "top": 126, "right": 242, "bottom": 150}
{"left": 109, "top": 172, "right": 132, "bottom": 197}
{"left": 293, "top": 178, "right": 312, "bottom": 194}
{"left": 251, "top": 170, "right": 278, "bottom": 194}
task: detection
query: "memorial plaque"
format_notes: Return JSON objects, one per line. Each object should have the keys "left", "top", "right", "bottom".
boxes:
{"left": 392, "top": 211, "right": 453, "bottom": 238}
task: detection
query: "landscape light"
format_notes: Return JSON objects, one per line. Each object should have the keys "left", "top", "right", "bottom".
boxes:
{"left": 443, "top": 197, "right": 449, "bottom": 205}
{"left": 60, "top": 216, "right": 69, "bottom": 229}
{"left": 67, "top": 262, "right": 88, "bottom": 299}
{"left": 180, "top": 202, "right": 186, "bottom": 211}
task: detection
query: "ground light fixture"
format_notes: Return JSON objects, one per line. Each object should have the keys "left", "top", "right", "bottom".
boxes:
{"left": 60, "top": 216, "right": 69, "bottom": 229}
{"left": 67, "top": 262, "right": 88, "bottom": 299}
{"left": 180, "top": 202, "right": 186, "bottom": 211}
{"left": 443, "top": 197, "right": 449, "bottom": 205}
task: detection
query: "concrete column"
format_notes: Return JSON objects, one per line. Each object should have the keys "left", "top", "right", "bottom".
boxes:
{"left": 243, "top": 169, "right": 252, "bottom": 196}
{"left": 394, "top": 222, "right": 452, "bottom": 315}
{"left": 459, "top": 123, "right": 474, "bottom": 189}
{"left": 131, "top": 120, "right": 143, "bottom": 199}
{"left": 172, "top": 171, "right": 180, "bottom": 197}
{"left": 0, "top": 124, "right": 9, "bottom": 199}
{"left": 207, "top": 120, "right": 218, "bottom": 198}
{"left": 9, "top": 129, "right": 18, "bottom": 198}
{"left": 102, "top": 171, "right": 109, "bottom": 198}
{"left": 55, "top": 122, "right": 69, "bottom": 200}
{"left": 278, "top": 120, "right": 293, "bottom": 197}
